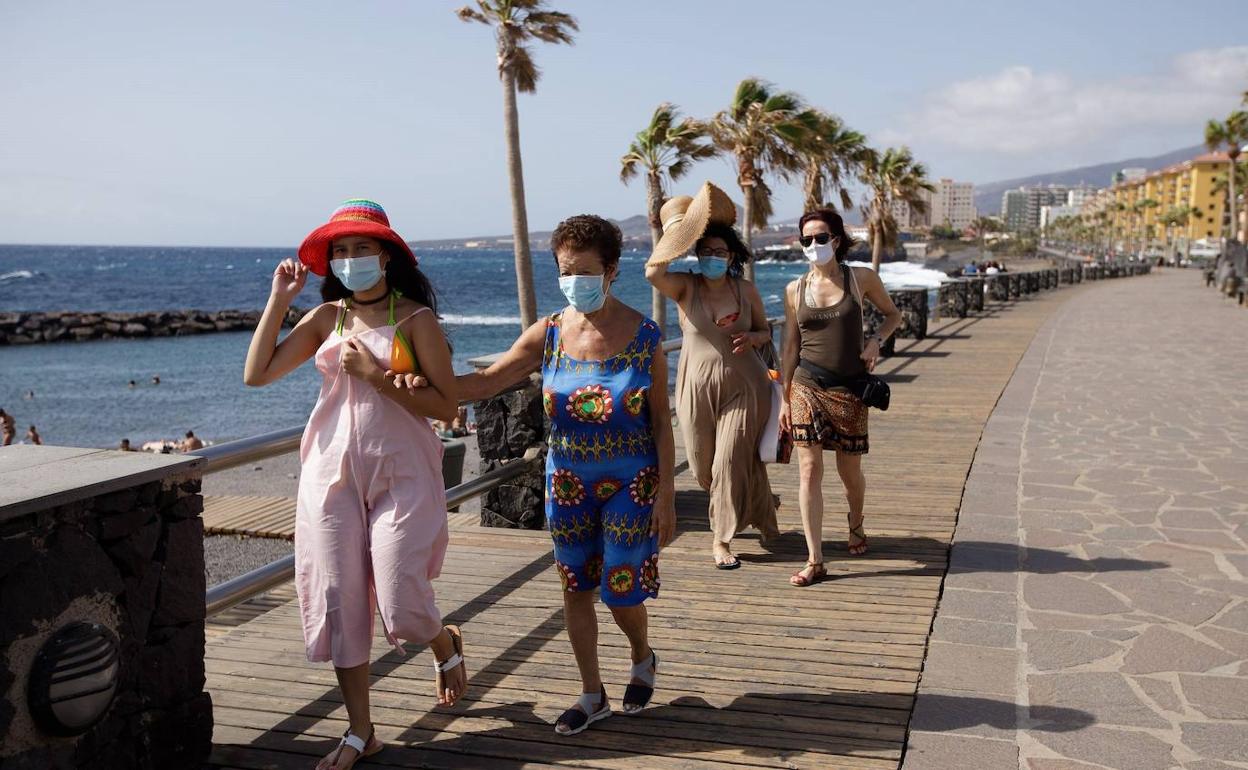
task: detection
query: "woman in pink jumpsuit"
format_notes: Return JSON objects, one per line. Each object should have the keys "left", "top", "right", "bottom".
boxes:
{"left": 244, "top": 200, "right": 465, "bottom": 770}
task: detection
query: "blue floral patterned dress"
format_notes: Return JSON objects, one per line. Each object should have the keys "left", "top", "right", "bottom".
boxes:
{"left": 542, "top": 312, "right": 662, "bottom": 607}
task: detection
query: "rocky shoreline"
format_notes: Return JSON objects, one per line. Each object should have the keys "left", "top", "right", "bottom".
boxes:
{"left": 0, "top": 307, "right": 305, "bottom": 345}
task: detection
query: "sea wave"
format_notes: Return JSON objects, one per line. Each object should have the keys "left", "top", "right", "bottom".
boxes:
{"left": 442, "top": 313, "right": 522, "bottom": 326}
{"left": 0, "top": 269, "right": 35, "bottom": 282}
{"left": 93, "top": 262, "right": 128, "bottom": 271}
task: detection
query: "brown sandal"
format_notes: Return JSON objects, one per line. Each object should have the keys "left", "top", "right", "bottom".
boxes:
{"left": 847, "top": 514, "right": 868, "bottom": 556}
{"left": 790, "top": 561, "right": 826, "bottom": 587}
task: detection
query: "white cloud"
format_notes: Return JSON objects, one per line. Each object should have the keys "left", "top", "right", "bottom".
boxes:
{"left": 890, "top": 47, "right": 1248, "bottom": 156}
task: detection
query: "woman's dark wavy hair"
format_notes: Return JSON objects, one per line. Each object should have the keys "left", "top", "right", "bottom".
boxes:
{"left": 696, "top": 222, "right": 750, "bottom": 279}
{"left": 320, "top": 241, "right": 440, "bottom": 316}
{"left": 798, "top": 207, "right": 855, "bottom": 262}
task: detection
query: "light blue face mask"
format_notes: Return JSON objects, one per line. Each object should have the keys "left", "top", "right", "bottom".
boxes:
{"left": 698, "top": 256, "right": 729, "bottom": 280}
{"left": 558, "top": 274, "right": 607, "bottom": 313}
{"left": 330, "top": 254, "right": 385, "bottom": 292}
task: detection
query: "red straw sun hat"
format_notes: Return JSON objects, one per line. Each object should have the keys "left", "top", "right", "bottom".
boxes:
{"left": 298, "top": 199, "right": 417, "bottom": 276}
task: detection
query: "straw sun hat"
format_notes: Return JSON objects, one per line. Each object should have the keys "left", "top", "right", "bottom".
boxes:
{"left": 647, "top": 182, "right": 739, "bottom": 266}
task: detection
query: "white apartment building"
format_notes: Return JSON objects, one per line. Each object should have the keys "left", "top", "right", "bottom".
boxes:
{"left": 928, "top": 179, "right": 977, "bottom": 230}
{"left": 1039, "top": 204, "right": 1081, "bottom": 232}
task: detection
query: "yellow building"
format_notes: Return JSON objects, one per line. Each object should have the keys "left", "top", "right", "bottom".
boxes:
{"left": 1110, "top": 152, "right": 1230, "bottom": 248}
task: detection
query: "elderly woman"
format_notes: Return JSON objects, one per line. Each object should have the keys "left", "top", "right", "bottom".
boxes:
{"left": 402, "top": 214, "right": 676, "bottom": 735}
{"left": 645, "top": 183, "right": 779, "bottom": 569}
{"left": 781, "top": 208, "right": 903, "bottom": 587}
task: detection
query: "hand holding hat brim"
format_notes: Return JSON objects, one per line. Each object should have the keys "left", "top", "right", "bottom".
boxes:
{"left": 647, "top": 183, "right": 738, "bottom": 267}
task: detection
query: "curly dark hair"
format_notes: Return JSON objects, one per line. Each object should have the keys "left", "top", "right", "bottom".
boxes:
{"left": 320, "top": 241, "right": 440, "bottom": 316}
{"left": 696, "top": 222, "right": 751, "bottom": 279}
{"left": 798, "top": 207, "right": 855, "bottom": 262}
{"left": 550, "top": 215, "right": 622, "bottom": 272}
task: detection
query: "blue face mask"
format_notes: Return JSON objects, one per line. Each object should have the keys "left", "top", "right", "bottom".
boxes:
{"left": 698, "top": 256, "right": 729, "bottom": 280}
{"left": 558, "top": 274, "right": 607, "bottom": 313}
{"left": 330, "top": 254, "right": 384, "bottom": 292}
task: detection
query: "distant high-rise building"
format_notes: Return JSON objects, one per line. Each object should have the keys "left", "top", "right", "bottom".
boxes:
{"left": 891, "top": 190, "right": 931, "bottom": 229}
{"left": 929, "top": 179, "right": 977, "bottom": 230}
{"left": 1002, "top": 189, "right": 1029, "bottom": 231}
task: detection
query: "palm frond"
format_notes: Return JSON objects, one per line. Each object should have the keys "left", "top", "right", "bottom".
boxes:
{"left": 510, "top": 44, "right": 539, "bottom": 92}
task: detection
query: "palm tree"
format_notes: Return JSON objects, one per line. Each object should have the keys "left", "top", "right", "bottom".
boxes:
{"left": 970, "top": 216, "right": 1001, "bottom": 258}
{"left": 620, "top": 103, "right": 716, "bottom": 333}
{"left": 704, "top": 78, "right": 813, "bottom": 280}
{"left": 799, "top": 112, "right": 868, "bottom": 212}
{"left": 860, "top": 147, "right": 935, "bottom": 271}
{"left": 456, "top": 1, "right": 578, "bottom": 330}
{"left": 1204, "top": 110, "right": 1248, "bottom": 243}
{"left": 1212, "top": 159, "right": 1248, "bottom": 242}
{"left": 1130, "top": 198, "right": 1159, "bottom": 255}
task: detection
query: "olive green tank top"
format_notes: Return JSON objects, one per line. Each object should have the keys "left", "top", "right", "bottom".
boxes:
{"left": 794, "top": 264, "right": 865, "bottom": 390}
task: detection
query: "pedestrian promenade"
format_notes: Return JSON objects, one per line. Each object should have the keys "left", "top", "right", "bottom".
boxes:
{"left": 206, "top": 273, "right": 1084, "bottom": 769}
{"left": 904, "top": 269, "right": 1248, "bottom": 770}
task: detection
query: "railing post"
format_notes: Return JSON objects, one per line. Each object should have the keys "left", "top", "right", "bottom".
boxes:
{"left": 966, "top": 276, "right": 985, "bottom": 312}
{"left": 468, "top": 360, "right": 547, "bottom": 530}
{"left": 0, "top": 447, "right": 211, "bottom": 769}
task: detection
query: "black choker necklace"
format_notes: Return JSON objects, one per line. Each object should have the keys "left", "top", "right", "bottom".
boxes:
{"left": 352, "top": 290, "right": 390, "bottom": 306}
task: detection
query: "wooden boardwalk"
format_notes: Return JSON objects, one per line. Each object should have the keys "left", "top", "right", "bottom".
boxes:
{"left": 205, "top": 285, "right": 1082, "bottom": 769}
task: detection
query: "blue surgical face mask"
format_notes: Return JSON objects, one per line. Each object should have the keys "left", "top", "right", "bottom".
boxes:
{"left": 558, "top": 274, "right": 607, "bottom": 313}
{"left": 698, "top": 255, "right": 729, "bottom": 280}
{"left": 330, "top": 254, "right": 385, "bottom": 292}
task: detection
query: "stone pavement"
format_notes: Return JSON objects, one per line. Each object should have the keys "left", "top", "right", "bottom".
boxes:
{"left": 903, "top": 269, "right": 1248, "bottom": 770}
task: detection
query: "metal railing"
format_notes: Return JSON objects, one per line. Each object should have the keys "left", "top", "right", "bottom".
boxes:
{"left": 204, "top": 447, "right": 542, "bottom": 617}
{"left": 199, "top": 316, "right": 782, "bottom": 617}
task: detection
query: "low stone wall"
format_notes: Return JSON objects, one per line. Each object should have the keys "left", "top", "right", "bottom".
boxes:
{"left": 938, "top": 280, "right": 969, "bottom": 319}
{"left": 470, "top": 372, "right": 547, "bottom": 530}
{"left": 0, "top": 308, "right": 304, "bottom": 346}
{"left": 0, "top": 447, "right": 210, "bottom": 769}
{"left": 966, "top": 277, "right": 985, "bottom": 312}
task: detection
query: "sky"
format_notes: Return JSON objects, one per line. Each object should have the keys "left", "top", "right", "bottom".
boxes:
{"left": 1, "top": 0, "right": 1246, "bottom": 246}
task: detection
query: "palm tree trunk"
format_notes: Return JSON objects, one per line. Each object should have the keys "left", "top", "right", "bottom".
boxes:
{"left": 646, "top": 172, "right": 666, "bottom": 334}
{"left": 741, "top": 187, "right": 755, "bottom": 282}
{"left": 871, "top": 227, "right": 883, "bottom": 272}
{"left": 802, "top": 162, "right": 820, "bottom": 212}
{"left": 501, "top": 66, "right": 537, "bottom": 330}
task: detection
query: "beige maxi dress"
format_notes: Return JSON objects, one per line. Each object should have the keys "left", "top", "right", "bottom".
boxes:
{"left": 675, "top": 278, "right": 778, "bottom": 543}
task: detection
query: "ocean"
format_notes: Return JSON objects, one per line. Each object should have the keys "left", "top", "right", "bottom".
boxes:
{"left": 0, "top": 244, "right": 813, "bottom": 448}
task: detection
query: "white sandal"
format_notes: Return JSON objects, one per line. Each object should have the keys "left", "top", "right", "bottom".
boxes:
{"left": 433, "top": 625, "right": 467, "bottom": 704}
{"left": 327, "top": 724, "right": 382, "bottom": 769}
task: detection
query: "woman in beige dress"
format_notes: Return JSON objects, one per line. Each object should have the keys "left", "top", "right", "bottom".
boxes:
{"left": 646, "top": 183, "right": 779, "bottom": 569}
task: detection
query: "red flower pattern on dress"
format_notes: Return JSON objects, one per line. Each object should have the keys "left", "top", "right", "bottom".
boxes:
{"left": 629, "top": 466, "right": 660, "bottom": 506}
{"left": 567, "top": 384, "right": 614, "bottom": 424}
{"left": 585, "top": 555, "right": 604, "bottom": 585}
{"left": 640, "top": 553, "right": 660, "bottom": 594}
{"left": 606, "top": 565, "right": 636, "bottom": 596}
{"left": 593, "top": 478, "right": 623, "bottom": 501}
{"left": 550, "top": 468, "right": 586, "bottom": 506}
{"left": 622, "top": 387, "right": 647, "bottom": 416}
{"left": 556, "top": 561, "right": 579, "bottom": 592}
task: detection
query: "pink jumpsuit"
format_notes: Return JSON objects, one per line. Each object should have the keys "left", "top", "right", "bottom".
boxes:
{"left": 294, "top": 301, "right": 448, "bottom": 668}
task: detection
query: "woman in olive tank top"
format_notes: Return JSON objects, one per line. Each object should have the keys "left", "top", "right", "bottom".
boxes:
{"left": 780, "top": 209, "right": 903, "bottom": 587}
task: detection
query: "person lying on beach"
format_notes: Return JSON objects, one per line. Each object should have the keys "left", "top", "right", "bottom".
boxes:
{"left": 26, "top": 426, "right": 42, "bottom": 445}
{"left": 181, "top": 430, "right": 204, "bottom": 451}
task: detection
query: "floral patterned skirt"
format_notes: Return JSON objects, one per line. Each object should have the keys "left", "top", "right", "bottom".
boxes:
{"left": 789, "top": 381, "right": 869, "bottom": 454}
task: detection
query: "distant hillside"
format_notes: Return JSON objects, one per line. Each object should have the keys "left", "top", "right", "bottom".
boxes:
{"left": 975, "top": 145, "right": 1205, "bottom": 214}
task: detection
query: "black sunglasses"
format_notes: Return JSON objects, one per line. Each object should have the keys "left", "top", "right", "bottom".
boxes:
{"left": 799, "top": 232, "right": 835, "bottom": 248}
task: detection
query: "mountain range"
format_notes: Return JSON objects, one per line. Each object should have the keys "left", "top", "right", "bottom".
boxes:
{"left": 973, "top": 145, "right": 1205, "bottom": 214}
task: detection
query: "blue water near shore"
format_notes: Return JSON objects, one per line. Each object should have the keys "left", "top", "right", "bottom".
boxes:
{"left": 1, "top": 244, "right": 808, "bottom": 448}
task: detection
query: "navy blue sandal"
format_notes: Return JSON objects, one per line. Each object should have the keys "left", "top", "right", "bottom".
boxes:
{"left": 622, "top": 650, "right": 657, "bottom": 714}
{"left": 554, "top": 686, "right": 610, "bottom": 736}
